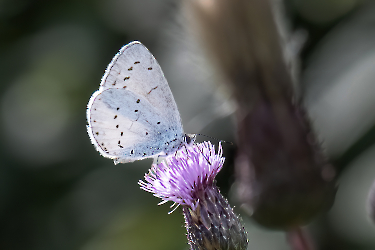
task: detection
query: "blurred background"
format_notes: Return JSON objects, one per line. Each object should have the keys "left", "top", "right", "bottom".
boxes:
{"left": 1, "top": 0, "right": 375, "bottom": 249}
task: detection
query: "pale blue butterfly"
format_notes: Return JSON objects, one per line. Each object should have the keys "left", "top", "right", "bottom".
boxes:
{"left": 87, "top": 41, "right": 195, "bottom": 164}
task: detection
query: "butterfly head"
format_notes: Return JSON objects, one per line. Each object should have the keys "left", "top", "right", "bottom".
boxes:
{"left": 185, "top": 134, "right": 196, "bottom": 145}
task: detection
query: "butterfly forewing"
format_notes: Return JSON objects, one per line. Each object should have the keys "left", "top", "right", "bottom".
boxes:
{"left": 99, "top": 42, "right": 181, "bottom": 126}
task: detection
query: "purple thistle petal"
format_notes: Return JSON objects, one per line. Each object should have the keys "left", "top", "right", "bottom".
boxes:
{"left": 138, "top": 141, "right": 224, "bottom": 209}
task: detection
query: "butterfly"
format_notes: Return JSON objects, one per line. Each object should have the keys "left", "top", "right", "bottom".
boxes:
{"left": 87, "top": 41, "right": 195, "bottom": 164}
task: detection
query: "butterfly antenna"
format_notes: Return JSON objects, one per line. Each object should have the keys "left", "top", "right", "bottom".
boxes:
{"left": 197, "top": 134, "right": 233, "bottom": 145}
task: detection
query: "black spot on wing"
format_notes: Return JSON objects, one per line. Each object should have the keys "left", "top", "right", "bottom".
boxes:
{"left": 147, "top": 86, "right": 158, "bottom": 94}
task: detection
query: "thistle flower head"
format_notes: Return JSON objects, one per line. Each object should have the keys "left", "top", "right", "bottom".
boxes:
{"left": 139, "top": 141, "right": 248, "bottom": 250}
{"left": 139, "top": 141, "right": 224, "bottom": 210}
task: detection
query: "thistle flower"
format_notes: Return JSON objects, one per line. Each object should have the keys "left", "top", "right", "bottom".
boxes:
{"left": 139, "top": 141, "right": 248, "bottom": 250}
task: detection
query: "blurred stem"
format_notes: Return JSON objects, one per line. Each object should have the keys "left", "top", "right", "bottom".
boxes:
{"left": 286, "top": 227, "right": 316, "bottom": 250}
{"left": 333, "top": 124, "right": 375, "bottom": 175}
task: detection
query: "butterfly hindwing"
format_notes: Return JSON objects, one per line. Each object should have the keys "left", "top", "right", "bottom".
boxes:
{"left": 88, "top": 88, "right": 185, "bottom": 162}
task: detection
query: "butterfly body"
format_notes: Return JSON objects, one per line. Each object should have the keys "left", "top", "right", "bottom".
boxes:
{"left": 87, "top": 41, "right": 193, "bottom": 164}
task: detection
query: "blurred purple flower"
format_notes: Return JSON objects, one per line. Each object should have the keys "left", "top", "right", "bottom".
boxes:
{"left": 139, "top": 141, "right": 248, "bottom": 250}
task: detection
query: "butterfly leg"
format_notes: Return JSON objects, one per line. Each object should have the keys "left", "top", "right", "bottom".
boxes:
{"left": 153, "top": 155, "right": 161, "bottom": 165}
{"left": 195, "top": 142, "right": 212, "bottom": 165}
